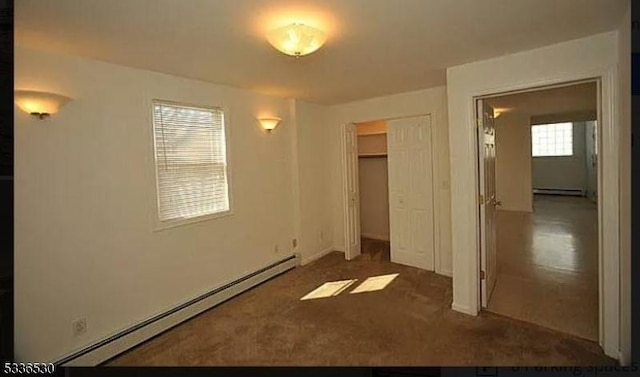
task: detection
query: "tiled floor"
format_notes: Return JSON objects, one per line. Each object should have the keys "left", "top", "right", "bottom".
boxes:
{"left": 488, "top": 195, "right": 598, "bottom": 341}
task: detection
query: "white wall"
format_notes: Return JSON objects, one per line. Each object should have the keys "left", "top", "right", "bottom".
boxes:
{"left": 15, "top": 46, "right": 299, "bottom": 362}
{"left": 616, "top": 1, "right": 631, "bottom": 365}
{"left": 494, "top": 112, "right": 533, "bottom": 212}
{"left": 358, "top": 157, "right": 390, "bottom": 241}
{"left": 447, "top": 31, "right": 620, "bottom": 358}
{"left": 532, "top": 122, "right": 587, "bottom": 192}
{"left": 293, "top": 100, "right": 334, "bottom": 264}
{"left": 328, "top": 86, "right": 452, "bottom": 276}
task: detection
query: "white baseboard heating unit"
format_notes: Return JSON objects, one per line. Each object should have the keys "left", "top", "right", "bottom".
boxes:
{"left": 533, "top": 188, "right": 585, "bottom": 196}
{"left": 56, "top": 254, "right": 299, "bottom": 366}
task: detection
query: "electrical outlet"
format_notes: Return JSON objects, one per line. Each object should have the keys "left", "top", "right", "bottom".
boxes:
{"left": 274, "top": 244, "right": 279, "bottom": 254}
{"left": 292, "top": 238, "right": 297, "bottom": 248}
{"left": 72, "top": 318, "right": 87, "bottom": 337}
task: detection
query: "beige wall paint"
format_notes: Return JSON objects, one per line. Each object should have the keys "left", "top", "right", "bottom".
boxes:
{"left": 357, "top": 133, "right": 387, "bottom": 155}
{"left": 532, "top": 122, "right": 588, "bottom": 191}
{"left": 358, "top": 157, "right": 390, "bottom": 240}
{"left": 616, "top": 1, "right": 631, "bottom": 365}
{"left": 15, "top": 46, "right": 299, "bottom": 362}
{"left": 328, "top": 86, "right": 452, "bottom": 276}
{"left": 531, "top": 110, "right": 597, "bottom": 125}
{"left": 489, "top": 84, "right": 597, "bottom": 212}
{"left": 494, "top": 112, "right": 533, "bottom": 212}
{"left": 293, "top": 100, "right": 334, "bottom": 263}
{"left": 495, "top": 116, "right": 592, "bottom": 213}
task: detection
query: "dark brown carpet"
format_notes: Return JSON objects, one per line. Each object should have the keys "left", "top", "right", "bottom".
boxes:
{"left": 109, "top": 239, "right": 614, "bottom": 366}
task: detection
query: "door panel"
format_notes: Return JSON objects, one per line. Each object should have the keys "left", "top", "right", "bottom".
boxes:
{"left": 343, "top": 123, "right": 361, "bottom": 260}
{"left": 478, "top": 100, "right": 498, "bottom": 308}
{"left": 411, "top": 209, "right": 429, "bottom": 255}
{"left": 387, "top": 116, "right": 434, "bottom": 270}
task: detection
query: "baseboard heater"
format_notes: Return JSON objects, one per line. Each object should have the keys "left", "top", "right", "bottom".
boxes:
{"left": 533, "top": 188, "right": 585, "bottom": 197}
{"left": 55, "top": 254, "right": 299, "bottom": 366}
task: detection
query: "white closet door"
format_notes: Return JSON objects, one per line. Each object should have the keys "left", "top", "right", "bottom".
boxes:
{"left": 387, "top": 115, "right": 434, "bottom": 270}
{"left": 343, "top": 123, "right": 361, "bottom": 260}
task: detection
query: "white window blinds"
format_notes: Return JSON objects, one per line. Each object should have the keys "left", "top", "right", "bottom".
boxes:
{"left": 531, "top": 123, "right": 573, "bottom": 157}
{"left": 152, "top": 100, "right": 230, "bottom": 222}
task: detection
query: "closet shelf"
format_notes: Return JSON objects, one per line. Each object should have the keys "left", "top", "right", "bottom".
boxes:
{"left": 357, "top": 131, "right": 387, "bottom": 136}
{"left": 358, "top": 153, "right": 388, "bottom": 158}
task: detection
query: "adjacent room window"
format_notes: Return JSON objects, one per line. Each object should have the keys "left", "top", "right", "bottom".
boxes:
{"left": 531, "top": 122, "right": 573, "bottom": 157}
{"left": 152, "top": 100, "right": 230, "bottom": 225}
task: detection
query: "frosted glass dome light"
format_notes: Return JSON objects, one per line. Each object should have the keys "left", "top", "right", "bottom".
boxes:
{"left": 267, "top": 23, "right": 327, "bottom": 57}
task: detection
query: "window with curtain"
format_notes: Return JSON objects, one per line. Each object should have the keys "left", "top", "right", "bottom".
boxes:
{"left": 531, "top": 122, "right": 573, "bottom": 157}
{"left": 152, "top": 100, "right": 230, "bottom": 224}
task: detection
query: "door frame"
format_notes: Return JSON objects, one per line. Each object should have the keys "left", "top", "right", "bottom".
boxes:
{"left": 467, "top": 73, "right": 618, "bottom": 357}
{"left": 340, "top": 114, "right": 440, "bottom": 270}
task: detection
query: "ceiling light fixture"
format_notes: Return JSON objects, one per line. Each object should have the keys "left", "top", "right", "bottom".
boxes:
{"left": 14, "top": 90, "right": 72, "bottom": 120}
{"left": 267, "top": 23, "right": 327, "bottom": 57}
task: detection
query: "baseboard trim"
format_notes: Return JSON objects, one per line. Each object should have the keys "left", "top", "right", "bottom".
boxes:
{"left": 437, "top": 268, "right": 453, "bottom": 277}
{"left": 301, "top": 247, "right": 334, "bottom": 265}
{"left": 618, "top": 350, "right": 628, "bottom": 365}
{"left": 533, "top": 188, "right": 585, "bottom": 196}
{"left": 55, "top": 255, "right": 298, "bottom": 366}
{"left": 361, "top": 233, "right": 390, "bottom": 241}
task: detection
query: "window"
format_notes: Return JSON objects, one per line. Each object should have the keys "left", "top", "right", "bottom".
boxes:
{"left": 531, "top": 122, "right": 573, "bottom": 157}
{"left": 152, "top": 100, "right": 230, "bottom": 225}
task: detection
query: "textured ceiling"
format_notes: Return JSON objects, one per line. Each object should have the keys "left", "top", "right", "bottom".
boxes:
{"left": 15, "top": 0, "right": 627, "bottom": 104}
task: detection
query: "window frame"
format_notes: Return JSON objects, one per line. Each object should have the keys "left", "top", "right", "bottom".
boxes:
{"left": 150, "top": 98, "right": 234, "bottom": 231}
{"left": 530, "top": 122, "right": 574, "bottom": 158}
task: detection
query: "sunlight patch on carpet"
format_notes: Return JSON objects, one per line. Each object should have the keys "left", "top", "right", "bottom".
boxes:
{"left": 350, "top": 273, "right": 399, "bottom": 294}
{"left": 300, "top": 279, "right": 358, "bottom": 300}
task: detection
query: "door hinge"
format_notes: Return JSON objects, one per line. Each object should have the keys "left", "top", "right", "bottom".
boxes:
{"left": 480, "top": 270, "right": 486, "bottom": 280}
{"left": 476, "top": 117, "right": 483, "bottom": 128}
{"left": 479, "top": 194, "right": 484, "bottom": 205}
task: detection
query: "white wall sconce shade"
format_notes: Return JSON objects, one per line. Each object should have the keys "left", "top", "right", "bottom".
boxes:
{"left": 267, "top": 23, "right": 327, "bottom": 57}
{"left": 257, "top": 117, "right": 281, "bottom": 132}
{"left": 14, "top": 90, "right": 72, "bottom": 119}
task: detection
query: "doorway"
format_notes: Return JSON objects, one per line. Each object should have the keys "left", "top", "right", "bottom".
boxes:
{"left": 356, "top": 120, "right": 391, "bottom": 261}
{"left": 341, "top": 115, "right": 437, "bottom": 271}
{"left": 477, "top": 81, "right": 601, "bottom": 341}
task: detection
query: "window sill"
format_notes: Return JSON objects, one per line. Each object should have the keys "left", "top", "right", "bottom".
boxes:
{"left": 153, "top": 209, "right": 233, "bottom": 232}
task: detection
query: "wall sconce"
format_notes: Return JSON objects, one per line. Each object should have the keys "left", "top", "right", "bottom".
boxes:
{"left": 492, "top": 107, "right": 511, "bottom": 119}
{"left": 14, "top": 90, "right": 72, "bottom": 120}
{"left": 257, "top": 117, "right": 281, "bottom": 133}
